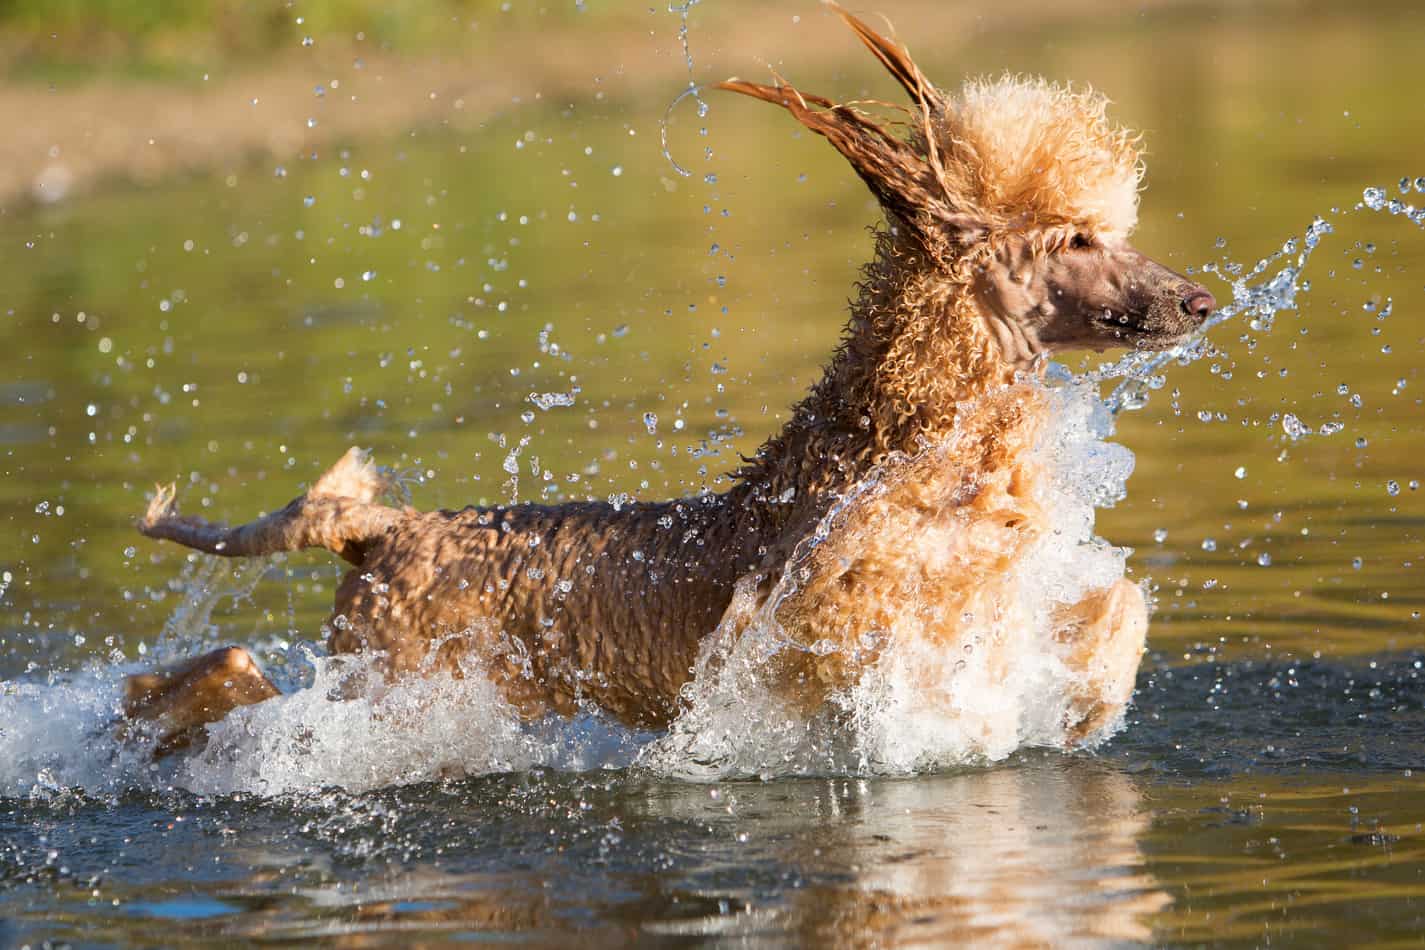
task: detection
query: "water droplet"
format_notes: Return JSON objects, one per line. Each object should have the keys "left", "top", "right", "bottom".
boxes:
{"left": 643, "top": 412, "right": 658, "bottom": 434}
{"left": 1386, "top": 480, "right": 1400, "bottom": 496}
{"left": 1281, "top": 413, "right": 1311, "bottom": 440}
{"left": 1256, "top": 552, "right": 1272, "bottom": 567}
{"left": 1233, "top": 466, "right": 1247, "bottom": 479}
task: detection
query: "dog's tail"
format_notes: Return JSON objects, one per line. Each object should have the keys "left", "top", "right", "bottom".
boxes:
{"left": 138, "top": 447, "right": 406, "bottom": 566}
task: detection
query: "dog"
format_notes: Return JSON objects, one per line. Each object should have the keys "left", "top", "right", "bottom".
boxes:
{"left": 124, "top": 5, "right": 1214, "bottom": 756}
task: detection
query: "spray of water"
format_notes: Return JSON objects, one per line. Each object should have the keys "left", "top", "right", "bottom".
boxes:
{"left": 639, "top": 378, "right": 1133, "bottom": 780}
{"left": 1097, "top": 181, "right": 1425, "bottom": 415}
{"left": 660, "top": 0, "right": 710, "bottom": 179}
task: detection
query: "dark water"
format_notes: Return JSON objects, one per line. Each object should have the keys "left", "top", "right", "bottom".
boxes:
{"left": 4, "top": 659, "right": 1425, "bottom": 945}
{"left": 3, "top": 1, "right": 1425, "bottom": 945}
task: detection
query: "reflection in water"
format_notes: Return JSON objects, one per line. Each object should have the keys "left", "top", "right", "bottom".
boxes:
{"left": 633, "top": 761, "right": 1168, "bottom": 946}
{"left": 1, "top": 761, "right": 1166, "bottom": 946}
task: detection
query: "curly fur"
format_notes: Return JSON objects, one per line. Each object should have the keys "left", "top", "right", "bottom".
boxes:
{"left": 128, "top": 5, "right": 1169, "bottom": 748}
{"left": 940, "top": 75, "right": 1142, "bottom": 240}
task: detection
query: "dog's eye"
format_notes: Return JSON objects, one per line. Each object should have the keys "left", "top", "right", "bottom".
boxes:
{"left": 1069, "top": 232, "right": 1095, "bottom": 250}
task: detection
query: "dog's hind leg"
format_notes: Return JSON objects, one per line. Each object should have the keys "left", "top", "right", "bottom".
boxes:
{"left": 1053, "top": 578, "right": 1148, "bottom": 746}
{"left": 122, "top": 646, "right": 281, "bottom": 756}
{"left": 122, "top": 448, "right": 405, "bottom": 756}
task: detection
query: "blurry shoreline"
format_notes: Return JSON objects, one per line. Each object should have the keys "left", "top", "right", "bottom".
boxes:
{"left": 2, "top": 0, "right": 1316, "bottom": 211}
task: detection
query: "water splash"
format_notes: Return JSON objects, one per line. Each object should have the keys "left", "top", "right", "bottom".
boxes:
{"left": 660, "top": 82, "right": 709, "bottom": 179}
{"left": 0, "top": 379, "right": 1134, "bottom": 795}
{"left": 0, "top": 644, "right": 649, "bottom": 798}
{"left": 149, "top": 552, "right": 275, "bottom": 662}
{"left": 639, "top": 380, "right": 1133, "bottom": 779}
{"left": 660, "top": 1, "right": 710, "bottom": 178}
{"left": 176, "top": 652, "right": 647, "bottom": 796}
{"left": 1097, "top": 185, "right": 1424, "bottom": 415}
{"left": 1092, "top": 215, "right": 1334, "bottom": 413}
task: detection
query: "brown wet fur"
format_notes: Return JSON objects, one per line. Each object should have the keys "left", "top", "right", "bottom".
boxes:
{"left": 125, "top": 5, "right": 1214, "bottom": 753}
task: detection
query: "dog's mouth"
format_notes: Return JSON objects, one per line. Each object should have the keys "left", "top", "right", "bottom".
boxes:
{"left": 1072, "top": 320, "right": 1198, "bottom": 354}
{"left": 1128, "top": 328, "right": 1200, "bottom": 351}
{"left": 1081, "top": 315, "right": 1179, "bottom": 352}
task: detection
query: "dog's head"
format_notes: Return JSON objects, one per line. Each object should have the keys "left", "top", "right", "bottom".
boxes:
{"left": 718, "top": 4, "right": 1214, "bottom": 367}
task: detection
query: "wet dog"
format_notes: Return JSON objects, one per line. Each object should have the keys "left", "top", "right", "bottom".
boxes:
{"left": 126, "top": 6, "right": 1212, "bottom": 754}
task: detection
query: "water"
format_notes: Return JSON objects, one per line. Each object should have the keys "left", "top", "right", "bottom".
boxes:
{"left": 4, "top": 1, "right": 1425, "bottom": 944}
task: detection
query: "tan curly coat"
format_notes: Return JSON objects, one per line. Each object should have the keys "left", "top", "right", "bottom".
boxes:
{"left": 125, "top": 5, "right": 1213, "bottom": 753}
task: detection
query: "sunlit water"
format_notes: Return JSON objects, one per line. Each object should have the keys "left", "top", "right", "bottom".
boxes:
{"left": 4, "top": 3, "right": 1425, "bottom": 945}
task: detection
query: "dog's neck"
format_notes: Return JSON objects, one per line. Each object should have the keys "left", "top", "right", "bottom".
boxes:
{"left": 729, "top": 238, "right": 1019, "bottom": 536}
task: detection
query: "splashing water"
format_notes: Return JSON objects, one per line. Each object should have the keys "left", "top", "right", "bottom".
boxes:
{"left": 1096, "top": 186, "right": 1424, "bottom": 415}
{"left": 1, "top": 190, "right": 1420, "bottom": 797}
{"left": 1091, "top": 215, "right": 1334, "bottom": 413}
{"left": 660, "top": 83, "right": 709, "bottom": 180}
{"left": 640, "top": 379, "right": 1133, "bottom": 779}
{"left": 0, "top": 646, "right": 651, "bottom": 798}
{"left": 660, "top": 1, "right": 712, "bottom": 178}
{"left": 0, "top": 379, "right": 1131, "bottom": 796}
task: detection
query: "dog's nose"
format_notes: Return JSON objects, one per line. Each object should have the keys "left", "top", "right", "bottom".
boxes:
{"left": 1181, "top": 288, "right": 1216, "bottom": 319}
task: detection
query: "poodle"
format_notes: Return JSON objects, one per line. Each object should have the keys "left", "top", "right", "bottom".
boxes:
{"left": 123, "top": 5, "right": 1214, "bottom": 756}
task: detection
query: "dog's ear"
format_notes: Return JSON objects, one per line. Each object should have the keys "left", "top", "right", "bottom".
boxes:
{"left": 715, "top": 4, "right": 983, "bottom": 247}
{"left": 828, "top": 2, "right": 944, "bottom": 118}
{"left": 714, "top": 77, "right": 937, "bottom": 225}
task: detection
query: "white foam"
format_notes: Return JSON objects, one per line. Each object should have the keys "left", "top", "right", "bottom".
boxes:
{"left": 177, "top": 653, "right": 647, "bottom": 796}
{"left": 640, "top": 378, "right": 1135, "bottom": 779}
{"left": 0, "top": 649, "right": 649, "bottom": 798}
